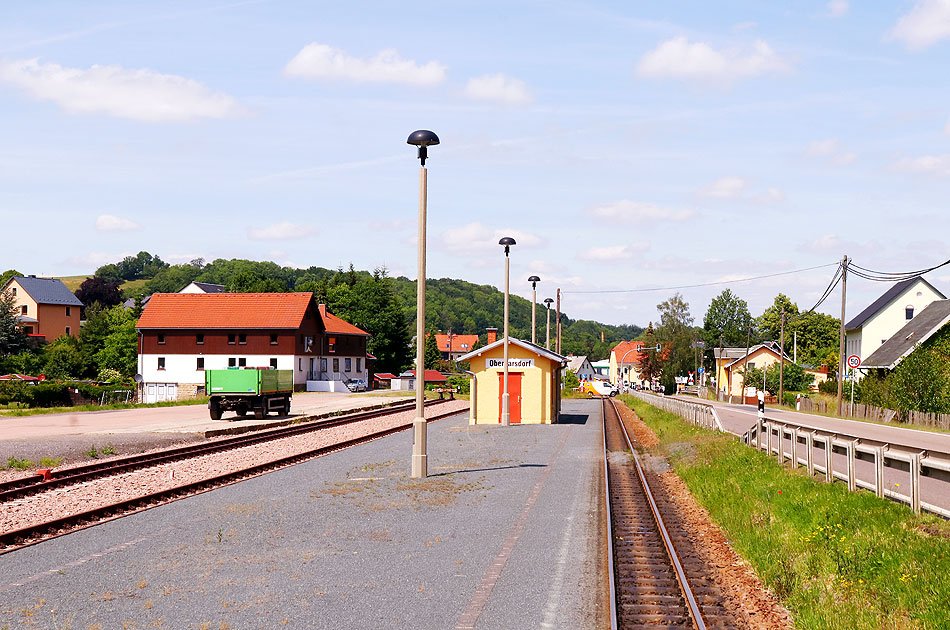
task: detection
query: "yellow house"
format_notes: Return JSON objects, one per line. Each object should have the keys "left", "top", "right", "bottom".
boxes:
{"left": 718, "top": 342, "right": 791, "bottom": 397}
{"left": 457, "top": 338, "right": 567, "bottom": 425}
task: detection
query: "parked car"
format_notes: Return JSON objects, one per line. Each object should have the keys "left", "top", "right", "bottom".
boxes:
{"left": 580, "top": 380, "right": 618, "bottom": 397}
{"left": 344, "top": 378, "right": 367, "bottom": 392}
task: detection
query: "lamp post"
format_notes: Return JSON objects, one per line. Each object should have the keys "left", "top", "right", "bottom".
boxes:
{"left": 543, "top": 297, "right": 553, "bottom": 350}
{"left": 528, "top": 275, "right": 540, "bottom": 345}
{"left": 618, "top": 346, "right": 641, "bottom": 390}
{"left": 499, "top": 237, "right": 516, "bottom": 426}
{"left": 407, "top": 129, "right": 439, "bottom": 479}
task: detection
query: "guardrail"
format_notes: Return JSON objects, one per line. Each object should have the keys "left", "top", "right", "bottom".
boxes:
{"left": 628, "top": 391, "right": 723, "bottom": 432}
{"left": 743, "top": 418, "right": 950, "bottom": 518}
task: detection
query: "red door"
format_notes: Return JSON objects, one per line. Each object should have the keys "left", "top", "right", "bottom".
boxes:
{"left": 498, "top": 372, "right": 523, "bottom": 424}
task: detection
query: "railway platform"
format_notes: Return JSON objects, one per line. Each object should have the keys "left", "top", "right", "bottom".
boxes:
{"left": 0, "top": 400, "right": 606, "bottom": 629}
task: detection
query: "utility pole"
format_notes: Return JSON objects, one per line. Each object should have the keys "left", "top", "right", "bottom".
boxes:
{"left": 836, "top": 254, "right": 849, "bottom": 416}
{"left": 742, "top": 325, "right": 752, "bottom": 399}
{"left": 779, "top": 307, "right": 786, "bottom": 407}
{"left": 793, "top": 330, "right": 797, "bottom": 364}
{"left": 555, "top": 288, "right": 561, "bottom": 355}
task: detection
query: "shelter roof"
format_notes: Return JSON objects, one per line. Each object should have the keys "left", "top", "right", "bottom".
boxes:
{"left": 407, "top": 370, "right": 448, "bottom": 382}
{"left": 862, "top": 299, "right": 950, "bottom": 369}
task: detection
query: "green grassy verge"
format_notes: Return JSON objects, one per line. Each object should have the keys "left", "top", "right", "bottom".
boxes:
{"left": 620, "top": 394, "right": 950, "bottom": 630}
{"left": 0, "top": 397, "right": 209, "bottom": 417}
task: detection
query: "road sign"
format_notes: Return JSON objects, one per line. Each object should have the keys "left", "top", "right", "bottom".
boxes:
{"left": 847, "top": 355, "right": 861, "bottom": 369}
{"left": 655, "top": 344, "right": 662, "bottom": 352}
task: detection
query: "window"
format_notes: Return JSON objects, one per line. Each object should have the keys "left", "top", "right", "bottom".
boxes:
{"left": 356, "top": 358, "right": 362, "bottom": 372}
{"left": 345, "top": 358, "right": 352, "bottom": 371}
{"left": 158, "top": 334, "right": 166, "bottom": 345}
{"left": 321, "top": 358, "right": 327, "bottom": 372}
{"left": 239, "top": 358, "right": 247, "bottom": 367}
{"left": 461, "top": 343, "right": 468, "bottom": 349}
{"left": 239, "top": 334, "right": 247, "bottom": 345}
{"left": 298, "top": 358, "right": 302, "bottom": 370}
{"left": 333, "top": 358, "right": 340, "bottom": 372}
{"left": 748, "top": 362, "right": 755, "bottom": 369}
{"left": 21, "top": 305, "right": 27, "bottom": 315}
{"left": 157, "top": 357, "right": 166, "bottom": 370}
{"left": 65, "top": 327, "right": 71, "bottom": 336}
{"left": 270, "top": 334, "right": 278, "bottom": 345}
{"left": 228, "top": 334, "right": 236, "bottom": 345}
{"left": 228, "top": 358, "right": 237, "bottom": 367}
{"left": 328, "top": 337, "right": 336, "bottom": 353}
{"left": 196, "top": 334, "right": 204, "bottom": 345}
{"left": 10, "top": 288, "right": 14, "bottom": 296}
{"left": 65, "top": 307, "right": 71, "bottom": 317}
{"left": 197, "top": 357, "right": 205, "bottom": 370}
{"left": 906, "top": 305, "right": 914, "bottom": 320}
{"left": 270, "top": 358, "right": 278, "bottom": 369}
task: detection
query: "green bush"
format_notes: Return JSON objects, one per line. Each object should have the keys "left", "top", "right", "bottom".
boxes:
{"left": 818, "top": 378, "right": 838, "bottom": 395}
{"left": 446, "top": 374, "right": 470, "bottom": 394}
{"left": 0, "top": 381, "right": 132, "bottom": 408}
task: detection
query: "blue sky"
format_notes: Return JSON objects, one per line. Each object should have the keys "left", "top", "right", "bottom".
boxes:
{"left": 2, "top": 1, "right": 950, "bottom": 327}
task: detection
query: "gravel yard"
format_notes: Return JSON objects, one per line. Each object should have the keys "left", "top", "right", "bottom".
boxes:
{"left": 0, "top": 400, "right": 468, "bottom": 536}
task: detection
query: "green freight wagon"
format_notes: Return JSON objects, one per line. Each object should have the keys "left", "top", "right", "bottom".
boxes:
{"left": 205, "top": 368, "right": 293, "bottom": 420}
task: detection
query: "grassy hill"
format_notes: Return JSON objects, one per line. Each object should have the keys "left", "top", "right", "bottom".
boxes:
{"left": 55, "top": 276, "right": 147, "bottom": 295}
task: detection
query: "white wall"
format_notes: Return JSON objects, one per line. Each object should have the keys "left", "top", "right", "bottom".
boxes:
{"left": 140, "top": 353, "right": 296, "bottom": 386}
{"left": 853, "top": 281, "right": 943, "bottom": 363}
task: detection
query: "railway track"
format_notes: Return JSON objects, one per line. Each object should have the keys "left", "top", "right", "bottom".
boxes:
{"left": 603, "top": 398, "right": 739, "bottom": 630}
{"left": 0, "top": 398, "right": 438, "bottom": 502}
{"left": 0, "top": 399, "right": 465, "bottom": 555}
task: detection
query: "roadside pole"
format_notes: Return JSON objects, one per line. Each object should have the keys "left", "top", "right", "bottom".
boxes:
{"left": 836, "top": 254, "right": 849, "bottom": 416}
{"left": 779, "top": 307, "right": 786, "bottom": 407}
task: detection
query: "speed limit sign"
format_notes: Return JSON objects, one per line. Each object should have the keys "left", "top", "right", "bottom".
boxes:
{"left": 847, "top": 355, "right": 861, "bottom": 369}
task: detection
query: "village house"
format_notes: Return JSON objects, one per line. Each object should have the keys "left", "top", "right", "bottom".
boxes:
{"left": 434, "top": 332, "right": 479, "bottom": 361}
{"left": 845, "top": 276, "right": 944, "bottom": 376}
{"left": 566, "top": 355, "right": 595, "bottom": 381}
{"left": 715, "top": 341, "right": 792, "bottom": 398}
{"left": 610, "top": 340, "right": 646, "bottom": 386}
{"left": 1, "top": 275, "right": 82, "bottom": 342}
{"left": 862, "top": 299, "right": 950, "bottom": 372}
{"left": 135, "top": 292, "right": 369, "bottom": 402}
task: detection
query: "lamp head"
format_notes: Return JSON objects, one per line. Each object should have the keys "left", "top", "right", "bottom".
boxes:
{"left": 528, "top": 275, "right": 540, "bottom": 287}
{"left": 407, "top": 130, "right": 440, "bottom": 166}
{"left": 498, "top": 236, "right": 516, "bottom": 256}
{"left": 543, "top": 297, "right": 553, "bottom": 307}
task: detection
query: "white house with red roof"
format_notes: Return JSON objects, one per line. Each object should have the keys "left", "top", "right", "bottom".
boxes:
{"left": 135, "top": 292, "right": 369, "bottom": 401}
{"left": 433, "top": 333, "right": 479, "bottom": 361}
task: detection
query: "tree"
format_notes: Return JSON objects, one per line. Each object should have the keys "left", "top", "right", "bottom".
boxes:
{"left": 757, "top": 294, "right": 798, "bottom": 342}
{"left": 0, "top": 269, "right": 23, "bottom": 287}
{"left": 703, "top": 289, "right": 752, "bottom": 350}
{"left": 638, "top": 322, "right": 662, "bottom": 382}
{"left": 94, "top": 306, "right": 139, "bottom": 378}
{"left": 655, "top": 293, "right": 695, "bottom": 389}
{"left": 742, "top": 362, "right": 813, "bottom": 394}
{"left": 424, "top": 330, "right": 441, "bottom": 370}
{"left": 75, "top": 277, "right": 123, "bottom": 308}
{"left": 0, "top": 289, "right": 29, "bottom": 357}
{"left": 563, "top": 369, "right": 580, "bottom": 390}
{"left": 42, "top": 335, "right": 86, "bottom": 380}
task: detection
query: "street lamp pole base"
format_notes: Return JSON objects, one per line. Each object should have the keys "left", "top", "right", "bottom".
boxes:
{"left": 501, "top": 393, "right": 510, "bottom": 426}
{"left": 411, "top": 417, "right": 427, "bottom": 478}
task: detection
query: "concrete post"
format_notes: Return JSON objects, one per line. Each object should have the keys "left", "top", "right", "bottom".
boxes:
{"left": 791, "top": 427, "right": 799, "bottom": 469}
{"left": 501, "top": 251, "right": 511, "bottom": 426}
{"left": 846, "top": 441, "right": 856, "bottom": 492}
{"left": 874, "top": 447, "right": 885, "bottom": 498}
{"left": 806, "top": 432, "right": 814, "bottom": 476}
{"left": 825, "top": 436, "right": 834, "bottom": 483}
{"left": 911, "top": 453, "right": 921, "bottom": 514}
{"left": 411, "top": 166, "right": 428, "bottom": 478}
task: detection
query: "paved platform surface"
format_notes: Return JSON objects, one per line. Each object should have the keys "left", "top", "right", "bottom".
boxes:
{"left": 0, "top": 392, "right": 416, "bottom": 465}
{"left": 0, "top": 400, "right": 606, "bottom": 629}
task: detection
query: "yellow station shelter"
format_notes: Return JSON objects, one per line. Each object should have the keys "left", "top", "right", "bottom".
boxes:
{"left": 457, "top": 338, "right": 567, "bottom": 425}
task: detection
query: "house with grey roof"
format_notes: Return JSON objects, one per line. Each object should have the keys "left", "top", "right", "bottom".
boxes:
{"left": 180, "top": 281, "right": 225, "bottom": 294}
{"left": 862, "top": 299, "right": 950, "bottom": 370}
{"left": 845, "top": 276, "right": 945, "bottom": 375}
{"left": 2, "top": 275, "right": 83, "bottom": 341}
{"left": 565, "top": 355, "right": 595, "bottom": 381}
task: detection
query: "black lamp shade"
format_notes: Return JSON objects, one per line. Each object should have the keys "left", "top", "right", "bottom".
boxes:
{"left": 407, "top": 130, "right": 440, "bottom": 146}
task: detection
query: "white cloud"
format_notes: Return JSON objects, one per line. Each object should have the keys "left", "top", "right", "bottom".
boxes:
{"left": 588, "top": 200, "right": 695, "bottom": 222}
{"left": 888, "top": 0, "right": 950, "bottom": 50}
{"left": 95, "top": 214, "right": 141, "bottom": 232}
{"left": 438, "top": 222, "right": 543, "bottom": 255}
{"left": 0, "top": 58, "right": 243, "bottom": 122}
{"left": 284, "top": 43, "right": 446, "bottom": 86}
{"left": 702, "top": 176, "right": 747, "bottom": 199}
{"left": 463, "top": 73, "right": 532, "bottom": 105}
{"left": 827, "top": 0, "right": 849, "bottom": 17}
{"left": 894, "top": 154, "right": 950, "bottom": 176}
{"left": 578, "top": 243, "right": 649, "bottom": 261}
{"left": 65, "top": 251, "right": 132, "bottom": 267}
{"left": 248, "top": 221, "right": 316, "bottom": 241}
{"left": 635, "top": 36, "right": 791, "bottom": 84}
{"left": 805, "top": 139, "right": 857, "bottom": 165}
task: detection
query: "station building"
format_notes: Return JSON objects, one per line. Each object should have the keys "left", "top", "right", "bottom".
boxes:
{"left": 458, "top": 338, "right": 567, "bottom": 424}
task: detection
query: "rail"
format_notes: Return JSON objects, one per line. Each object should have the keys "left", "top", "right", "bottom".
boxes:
{"left": 627, "top": 391, "right": 724, "bottom": 432}
{"left": 743, "top": 418, "right": 950, "bottom": 518}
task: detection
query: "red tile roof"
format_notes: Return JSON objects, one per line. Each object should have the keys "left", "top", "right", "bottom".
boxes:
{"left": 374, "top": 373, "right": 397, "bottom": 380}
{"left": 409, "top": 370, "right": 448, "bottom": 382}
{"left": 318, "top": 304, "right": 369, "bottom": 336}
{"left": 137, "top": 293, "right": 315, "bottom": 329}
{"left": 612, "top": 340, "right": 645, "bottom": 364}
{"left": 434, "top": 333, "right": 479, "bottom": 353}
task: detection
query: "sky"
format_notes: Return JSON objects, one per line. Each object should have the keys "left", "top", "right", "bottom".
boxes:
{"left": 2, "top": 1, "right": 950, "bottom": 328}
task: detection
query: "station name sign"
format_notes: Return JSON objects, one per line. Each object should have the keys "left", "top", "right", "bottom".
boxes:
{"left": 487, "top": 358, "right": 535, "bottom": 369}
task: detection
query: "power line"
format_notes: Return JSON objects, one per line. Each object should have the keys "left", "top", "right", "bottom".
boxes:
{"left": 849, "top": 257, "right": 950, "bottom": 282}
{"left": 562, "top": 262, "right": 839, "bottom": 295}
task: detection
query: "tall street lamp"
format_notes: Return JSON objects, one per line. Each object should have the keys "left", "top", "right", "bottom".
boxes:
{"left": 528, "top": 276, "right": 540, "bottom": 345}
{"left": 407, "top": 129, "right": 439, "bottom": 479}
{"left": 499, "top": 237, "right": 516, "bottom": 426}
{"left": 543, "top": 297, "right": 553, "bottom": 350}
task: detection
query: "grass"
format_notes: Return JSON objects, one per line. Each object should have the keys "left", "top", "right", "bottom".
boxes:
{"left": 2, "top": 456, "right": 63, "bottom": 470}
{"left": 0, "top": 397, "right": 209, "bottom": 417}
{"left": 54, "top": 275, "right": 148, "bottom": 294}
{"left": 620, "top": 394, "right": 950, "bottom": 630}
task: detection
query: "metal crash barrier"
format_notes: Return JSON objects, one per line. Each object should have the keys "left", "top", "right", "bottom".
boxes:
{"left": 628, "top": 391, "right": 724, "bottom": 432}
{"left": 743, "top": 418, "right": 950, "bottom": 518}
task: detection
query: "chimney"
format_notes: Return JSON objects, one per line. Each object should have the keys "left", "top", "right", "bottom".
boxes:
{"left": 601, "top": 330, "right": 605, "bottom": 343}
{"left": 486, "top": 327, "right": 498, "bottom": 345}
